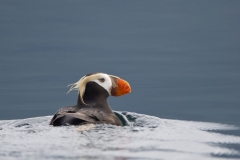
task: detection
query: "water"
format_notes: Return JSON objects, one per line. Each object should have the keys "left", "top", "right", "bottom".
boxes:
{"left": 1, "top": 112, "right": 240, "bottom": 160}
{"left": 0, "top": 1, "right": 240, "bottom": 159}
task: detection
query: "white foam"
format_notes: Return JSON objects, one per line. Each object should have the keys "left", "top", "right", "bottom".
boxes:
{"left": 0, "top": 112, "right": 239, "bottom": 160}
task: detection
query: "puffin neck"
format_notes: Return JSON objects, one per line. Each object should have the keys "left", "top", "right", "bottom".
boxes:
{"left": 77, "top": 82, "right": 110, "bottom": 107}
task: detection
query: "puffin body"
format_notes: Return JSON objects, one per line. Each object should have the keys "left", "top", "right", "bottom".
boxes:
{"left": 50, "top": 73, "right": 131, "bottom": 126}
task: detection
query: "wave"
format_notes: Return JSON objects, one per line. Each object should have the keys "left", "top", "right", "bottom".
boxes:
{"left": 0, "top": 111, "right": 239, "bottom": 160}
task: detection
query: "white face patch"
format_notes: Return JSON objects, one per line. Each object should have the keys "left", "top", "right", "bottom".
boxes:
{"left": 67, "top": 73, "right": 114, "bottom": 104}
{"left": 91, "top": 73, "right": 112, "bottom": 95}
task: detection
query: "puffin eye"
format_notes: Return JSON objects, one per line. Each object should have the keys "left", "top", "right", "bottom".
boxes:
{"left": 99, "top": 78, "right": 105, "bottom": 83}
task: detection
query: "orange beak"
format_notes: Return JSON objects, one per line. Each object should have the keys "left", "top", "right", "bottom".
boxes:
{"left": 111, "top": 78, "right": 131, "bottom": 96}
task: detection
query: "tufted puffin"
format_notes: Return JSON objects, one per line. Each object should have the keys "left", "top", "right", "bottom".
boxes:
{"left": 50, "top": 73, "right": 131, "bottom": 126}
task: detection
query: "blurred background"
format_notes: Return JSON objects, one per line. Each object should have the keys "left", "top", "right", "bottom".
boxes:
{"left": 0, "top": 1, "right": 240, "bottom": 130}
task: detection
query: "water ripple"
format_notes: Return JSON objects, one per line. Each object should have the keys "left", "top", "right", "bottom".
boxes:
{"left": 0, "top": 112, "right": 239, "bottom": 160}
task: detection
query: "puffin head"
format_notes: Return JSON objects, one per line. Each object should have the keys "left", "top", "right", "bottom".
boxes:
{"left": 67, "top": 73, "right": 131, "bottom": 104}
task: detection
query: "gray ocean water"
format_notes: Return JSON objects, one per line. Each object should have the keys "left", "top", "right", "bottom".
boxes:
{"left": 1, "top": 1, "right": 240, "bottom": 159}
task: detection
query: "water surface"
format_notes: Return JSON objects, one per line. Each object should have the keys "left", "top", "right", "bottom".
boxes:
{"left": 0, "top": 1, "right": 240, "bottom": 159}
{"left": 1, "top": 112, "right": 240, "bottom": 160}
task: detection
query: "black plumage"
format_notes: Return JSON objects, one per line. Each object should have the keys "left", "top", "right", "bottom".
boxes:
{"left": 50, "top": 81, "right": 123, "bottom": 126}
